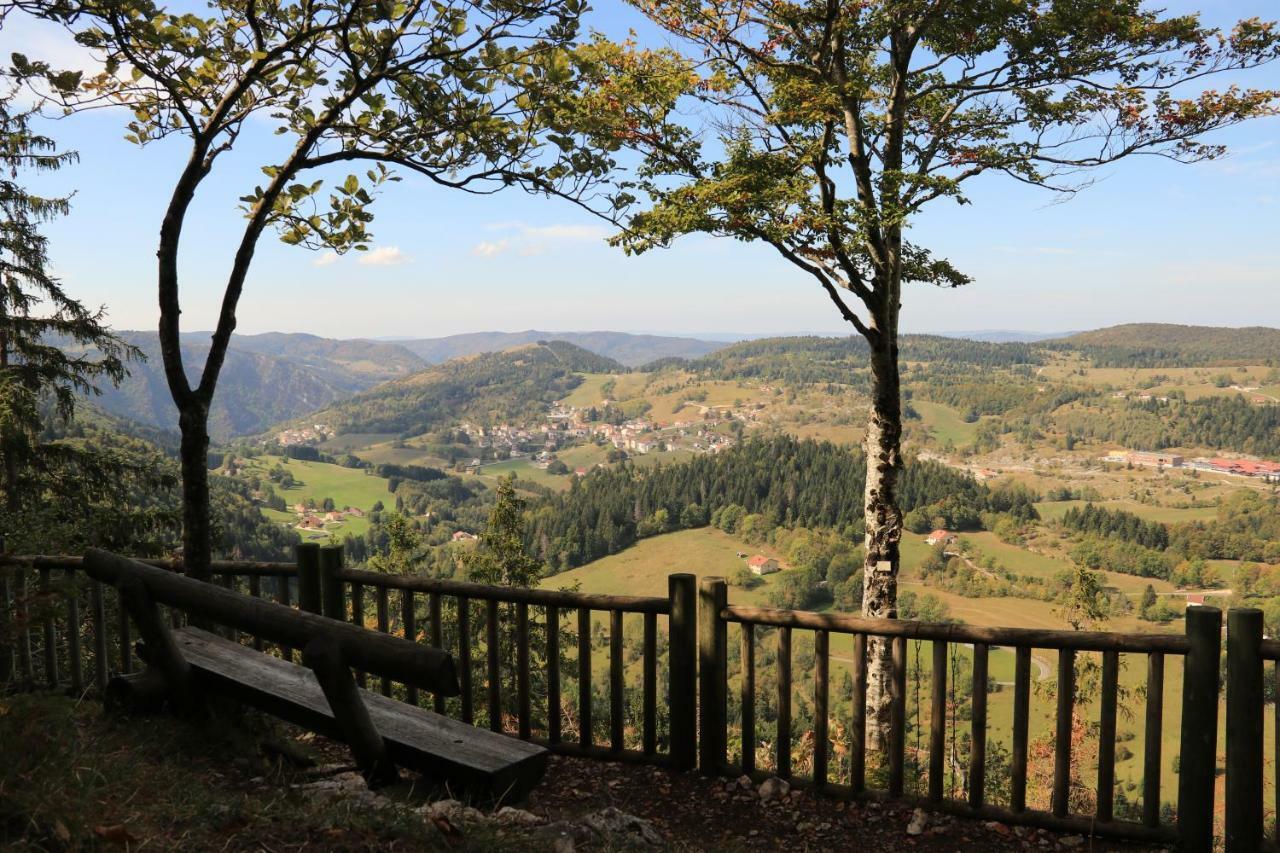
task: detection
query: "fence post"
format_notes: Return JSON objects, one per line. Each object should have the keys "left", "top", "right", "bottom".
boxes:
{"left": 296, "top": 543, "right": 322, "bottom": 615}
{"left": 1225, "top": 608, "right": 1263, "bottom": 852}
{"left": 1178, "top": 605, "right": 1222, "bottom": 853}
{"left": 668, "top": 573, "right": 697, "bottom": 771}
{"left": 699, "top": 576, "right": 727, "bottom": 775}
{"left": 319, "top": 545, "right": 345, "bottom": 622}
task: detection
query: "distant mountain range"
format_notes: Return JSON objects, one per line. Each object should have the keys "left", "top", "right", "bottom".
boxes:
{"left": 72, "top": 323, "right": 1278, "bottom": 441}
{"left": 937, "top": 329, "right": 1075, "bottom": 343}
{"left": 391, "top": 330, "right": 728, "bottom": 367}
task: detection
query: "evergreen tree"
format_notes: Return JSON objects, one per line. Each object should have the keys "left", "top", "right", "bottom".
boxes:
{"left": 0, "top": 93, "right": 137, "bottom": 533}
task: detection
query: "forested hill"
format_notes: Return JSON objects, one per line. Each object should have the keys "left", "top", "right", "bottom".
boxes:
{"left": 13, "top": 405, "right": 297, "bottom": 561}
{"left": 299, "top": 341, "right": 624, "bottom": 437}
{"left": 61, "top": 331, "right": 427, "bottom": 440}
{"left": 214, "top": 332, "right": 426, "bottom": 380}
{"left": 525, "top": 435, "right": 1001, "bottom": 571}
{"left": 1053, "top": 324, "right": 1280, "bottom": 367}
{"left": 398, "top": 330, "right": 726, "bottom": 367}
{"left": 647, "top": 334, "right": 1044, "bottom": 382}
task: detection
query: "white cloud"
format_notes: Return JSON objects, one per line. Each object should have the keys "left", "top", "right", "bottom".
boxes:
{"left": 313, "top": 251, "right": 340, "bottom": 267}
{"left": 471, "top": 239, "right": 510, "bottom": 258}
{"left": 357, "top": 246, "right": 411, "bottom": 266}
{"left": 471, "top": 222, "right": 611, "bottom": 258}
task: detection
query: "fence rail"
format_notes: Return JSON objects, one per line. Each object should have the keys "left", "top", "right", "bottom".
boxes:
{"left": 700, "top": 581, "right": 1216, "bottom": 846}
{"left": 5, "top": 551, "right": 1280, "bottom": 851}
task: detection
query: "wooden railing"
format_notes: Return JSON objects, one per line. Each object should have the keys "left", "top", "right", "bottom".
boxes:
{"left": 10, "top": 551, "right": 1280, "bottom": 851}
{"left": 697, "top": 577, "right": 1220, "bottom": 848}
{"left": 0, "top": 544, "right": 698, "bottom": 771}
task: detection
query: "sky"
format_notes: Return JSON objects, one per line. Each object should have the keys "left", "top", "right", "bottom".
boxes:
{"left": 2, "top": 2, "right": 1279, "bottom": 340}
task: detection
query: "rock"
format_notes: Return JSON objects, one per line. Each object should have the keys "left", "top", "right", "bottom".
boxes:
{"left": 294, "top": 771, "right": 388, "bottom": 810}
{"left": 419, "top": 798, "right": 485, "bottom": 825}
{"left": 493, "top": 806, "right": 544, "bottom": 827}
{"left": 906, "top": 807, "right": 928, "bottom": 836}
{"left": 552, "top": 838, "right": 575, "bottom": 853}
{"left": 737, "top": 774, "right": 753, "bottom": 790}
{"left": 1059, "top": 836, "right": 1084, "bottom": 848}
{"left": 582, "top": 807, "right": 664, "bottom": 846}
{"left": 758, "top": 776, "right": 790, "bottom": 801}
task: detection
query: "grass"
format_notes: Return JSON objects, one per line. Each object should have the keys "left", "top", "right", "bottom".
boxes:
{"left": 911, "top": 400, "right": 978, "bottom": 448}
{"left": 543, "top": 527, "right": 788, "bottom": 606}
{"left": 0, "top": 692, "right": 468, "bottom": 851}
{"left": 236, "top": 455, "right": 394, "bottom": 539}
{"left": 1035, "top": 499, "right": 1220, "bottom": 525}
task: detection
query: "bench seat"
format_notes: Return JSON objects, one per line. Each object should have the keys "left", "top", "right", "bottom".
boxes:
{"left": 173, "top": 627, "right": 547, "bottom": 803}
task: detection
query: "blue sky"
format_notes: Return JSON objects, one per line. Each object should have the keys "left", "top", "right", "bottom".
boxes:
{"left": 3, "top": 2, "right": 1278, "bottom": 340}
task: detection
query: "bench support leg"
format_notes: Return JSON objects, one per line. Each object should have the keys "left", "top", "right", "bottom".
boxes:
{"left": 303, "top": 635, "right": 399, "bottom": 787}
{"left": 117, "top": 574, "right": 199, "bottom": 716}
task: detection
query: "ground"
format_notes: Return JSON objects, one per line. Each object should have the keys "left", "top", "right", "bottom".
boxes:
{"left": 0, "top": 690, "right": 1163, "bottom": 852}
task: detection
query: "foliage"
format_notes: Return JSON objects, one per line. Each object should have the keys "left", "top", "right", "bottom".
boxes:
{"left": 526, "top": 435, "right": 991, "bottom": 570}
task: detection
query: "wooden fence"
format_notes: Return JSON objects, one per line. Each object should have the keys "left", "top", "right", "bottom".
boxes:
{"left": 3, "top": 548, "right": 1279, "bottom": 851}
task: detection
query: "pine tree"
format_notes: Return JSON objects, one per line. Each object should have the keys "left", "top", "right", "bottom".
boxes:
{"left": 0, "top": 93, "right": 136, "bottom": 527}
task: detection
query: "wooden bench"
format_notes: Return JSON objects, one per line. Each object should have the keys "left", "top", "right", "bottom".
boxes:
{"left": 171, "top": 626, "right": 547, "bottom": 802}
{"left": 83, "top": 549, "right": 548, "bottom": 803}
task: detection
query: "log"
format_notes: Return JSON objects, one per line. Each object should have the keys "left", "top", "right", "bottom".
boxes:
{"left": 721, "top": 605, "right": 1190, "bottom": 654}
{"left": 116, "top": 574, "right": 198, "bottom": 716}
{"left": 303, "top": 635, "right": 398, "bottom": 787}
{"left": 82, "top": 550, "right": 458, "bottom": 696}
{"left": 104, "top": 668, "right": 170, "bottom": 714}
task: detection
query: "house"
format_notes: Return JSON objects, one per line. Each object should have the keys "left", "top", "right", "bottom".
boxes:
{"left": 345, "top": 506, "right": 365, "bottom": 518}
{"left": 299, "top": 516, "right": 324, "bottom": 529}
{"left": 926, "top": 529, "right": 956, "bottom": 546}
{"left": 574, "top": 468, "right": 588, "bottom": 477}
{"left": 748, "top": 555, "right": 780, "bottom": 576}
{"left": 452, "top": 530, "right": 478, "bottom": 542}
{"left": 1186, "top": 594, "right": 1206, "bottom": 608}
{"left": 324, "top": 511, "right": 343, "bottom": 523}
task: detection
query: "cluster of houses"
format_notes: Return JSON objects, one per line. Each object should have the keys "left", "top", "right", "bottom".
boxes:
{"left": 293, "top": 502, "right": 365, "bottom": 530}
{"left": 1103, "top": 450, "right": 1280, "bottom": 481}
{"left": 461, "top": 399, "right": 742, "bottom": 473}
{"left": 276, "top": 424, "right": 332, "bottom": 447}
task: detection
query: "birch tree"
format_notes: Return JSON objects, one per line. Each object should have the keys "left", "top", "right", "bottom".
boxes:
{"left": 584, "top": 0, "right": 1280, "bottom": 749}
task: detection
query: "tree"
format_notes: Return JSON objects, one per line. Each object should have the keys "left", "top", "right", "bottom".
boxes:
{"left": 15, "top": 0, "right": 626, "bottom": 581}
{"left": 0, "top": 90, "right": 137, "bottom": 525}
{"left": 460, "top": 477, "right": 546, "bottom": 722}
{"left": 595, "top": 0, "right": 1279, "bottom": 749}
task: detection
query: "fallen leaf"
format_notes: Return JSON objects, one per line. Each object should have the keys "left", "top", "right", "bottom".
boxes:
{"left": 93, "top": 824, "right": 139, "bottom": 847}
{"left": 430, "top": 816, "right": 465, "bottom": 848}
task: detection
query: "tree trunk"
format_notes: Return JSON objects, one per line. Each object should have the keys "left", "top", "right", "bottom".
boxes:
{"left": 861, "top": 328, "right": 903, "bottom": 755}
{"left": 178, "top": 405, "right": 213, "bottom": 583}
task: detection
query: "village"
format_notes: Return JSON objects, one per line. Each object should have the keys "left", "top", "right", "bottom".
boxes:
{"left": 457, "top": 398, "right": 742, "bottom": 474}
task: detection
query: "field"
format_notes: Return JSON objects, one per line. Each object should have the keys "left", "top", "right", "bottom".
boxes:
{"left": 543, "top": 527, "right": 788, "bottom": 605}
{"left": 911, "top": 400, "right": 978, "bottom": 448}
{"left": 235, "top": 454, "right": 393, "bottom": 540}
{"left": 1035, "top": 498, "right": 1220, "bottom": 525}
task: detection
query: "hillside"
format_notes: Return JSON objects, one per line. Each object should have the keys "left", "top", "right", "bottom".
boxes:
{"left": 299, "top": 341, "right": 624, "bottom": 437}
{"left": 218, "top": 332, "right": 426, "bottom": 382}
{"left": 66, "top": 332, "right": 426, "bottom": 440}
{"left": 1056, "top": 323, "right": 1280, "bottom": 366}
{"left": 396, "top": 330, "right": 727, "bottom": 367}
